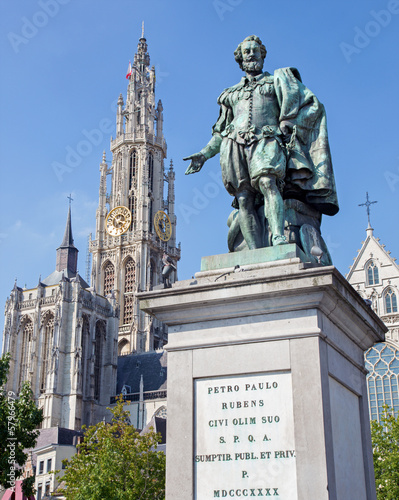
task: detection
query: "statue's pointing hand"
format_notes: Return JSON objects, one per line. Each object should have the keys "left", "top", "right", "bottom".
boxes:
{"left": 183, "top": 153, "right": 206, "bottom": 175}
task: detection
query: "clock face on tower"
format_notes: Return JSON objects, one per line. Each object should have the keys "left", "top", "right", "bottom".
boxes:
{"left": 154, "top": 211, "right": 172, "bottom": 242}
{"left": 105, "top": 206, "right": 132, "bottom": 236}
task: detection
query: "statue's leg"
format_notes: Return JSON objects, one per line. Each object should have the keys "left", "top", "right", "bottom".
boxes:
{"left": 220, "top": 139, "right": 262, "bottom": 249}
{"left": 236, "top": 189, "right": 262, "bottom": 249}
{"left": 258, "top": 175, "right": 287, "bottom": 245}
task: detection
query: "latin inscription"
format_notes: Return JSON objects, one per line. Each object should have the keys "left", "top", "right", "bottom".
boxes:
{"left": 194, "top": 373, "right": 297, "bottom": 499}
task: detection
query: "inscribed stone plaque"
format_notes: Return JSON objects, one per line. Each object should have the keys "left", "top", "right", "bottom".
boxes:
{"left": 194, "top": 372, "right": 297, "bottom": 499}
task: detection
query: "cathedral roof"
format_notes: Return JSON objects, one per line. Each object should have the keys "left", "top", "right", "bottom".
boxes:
{"left": 116, "top": 350, "right": 167, "bottom": 394}
{"left": 41, "top": 268, "right": 89, "bottom": 288}
{"left": 347, "top": 225, "right": 399, "bottom": 281}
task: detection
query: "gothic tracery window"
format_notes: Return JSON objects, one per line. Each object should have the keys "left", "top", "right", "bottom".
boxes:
{"left": 367, "top": 261, "right": 379, "bottom": 286}
{"left": 19, "top": 318, "right": 34, "bottom": 391}
{"left": 81, "top": 315, "right": 90, "bottom": 397}
{"left": 94, "top": 321, "right": 105, "bottom": 401}
{"left": 123, "top": 258, "right": 135, "bottom": 324}
{"left": 40, "top": 314, "right": 54, "bottom": 393}
{"left": 385, "top": 288, "right": 398, "bottom": 314}
{"left": 148, "top": 152, "right": 154, "bottom": 192}
{"left": 103, "top": 262, "right": 115, "bottom": 296}
{"left": 118, "top": 339, "right": 130, "bottom": 356}
{"left": 129, "top": 149, "right": 137, "bottom": 190}
{"left": 128, "top": 194, "right": 136, "bottom": 230}
{"left": 124, "top": 258, "right": 135, "bottom": 292}
{"left": 366, "top": 342, "right": 399, "bottom": 420}
{"left": 123, "top": 296, "right": 134, "bottom": 325}
{"left": 116, "top": 154, "right": 123, "bottom": 194}
{"left": 149, "top": 200, "right": 153, "bottom": 233}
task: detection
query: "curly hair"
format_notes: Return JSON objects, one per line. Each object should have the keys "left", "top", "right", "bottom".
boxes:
{"left": 234, "top": 35, "right": 267, "bottom": 70}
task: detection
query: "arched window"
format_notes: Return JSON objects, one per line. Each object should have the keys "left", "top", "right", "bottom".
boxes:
{"left": 103, "top": 262, "right": 115, "bottom": 296}
{"left": 148, "top": 152, "right": 154, "bottom": 192}
{"left": 128, "top": 194, "right": 136, "bottom": 229}
{"left": 365, "top": 342, "right": 399, "bottom": 420}
{"left": 123, "top": 258, "right": 135, "bottom": 325}
{"left": 154, "top": 405, "right": 167, "bottom": 419}
{"left": 116, "top": 154, "right": 122, "bottom": 193}
{"left": 19, "top": 318, "right": 33, "bottom": 391}
{"left": 81, "top": 315, "right": 90, "bottom": 398}
{"left": 385, "top": 288, "right": 398, "bottom": 314}
{"left": 367, "top": 261, "right": 379, "bottom": 286}
{"left": 118, "top": 339, "right": 130, "bottom": 356}
{"left": 40, "top": 314, "right": 54, "bottom": 393}
{"left": 94, "top": 321, "right": 105, "bottom": 401}
{"left": 124, "top": 259, "right": 135, "bottom": 293}
{"left": 129, "top": 149, "right": 137, "bottom": 190}
{"left": 123, "top": 296, "right": 134, "bottom": 325}
{"left": 149, "top": 200, "right": 153, "bottom": 233}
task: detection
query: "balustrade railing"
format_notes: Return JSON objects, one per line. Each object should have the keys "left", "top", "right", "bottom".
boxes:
{"left": 110, "top": 389, "right": 167, "bottom": 404}
{"left": 19, "top": 299, "right": 35, "bottom": 310}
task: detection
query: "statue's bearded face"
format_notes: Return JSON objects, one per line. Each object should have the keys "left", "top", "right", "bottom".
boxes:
{"left": 241, "top": 40, "right": 264, "bottom": 73}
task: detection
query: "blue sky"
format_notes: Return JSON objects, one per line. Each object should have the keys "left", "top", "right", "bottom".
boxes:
{"left": 1, "top": 0, "right": 398, "bottom": 342}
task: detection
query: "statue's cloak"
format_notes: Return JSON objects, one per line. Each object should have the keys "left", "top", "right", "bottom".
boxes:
{"left": 274, "top": 67, "right": 338, "bottom": 216}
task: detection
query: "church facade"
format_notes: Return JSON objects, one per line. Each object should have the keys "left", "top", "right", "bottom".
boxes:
{"left": 347, "top": 222, "right": 399, "bottom": 420}
{"left": 2, "top": 206, "right": 119, "bottom": 430}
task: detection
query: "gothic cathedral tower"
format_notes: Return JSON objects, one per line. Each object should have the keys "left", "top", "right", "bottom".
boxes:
{"left": 90, "top": 32, "right": 180, "bottom": 355}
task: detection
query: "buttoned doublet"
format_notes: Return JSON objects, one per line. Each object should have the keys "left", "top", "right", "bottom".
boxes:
{"left": 212, "top": 71, "right": 285, "bottom": 195}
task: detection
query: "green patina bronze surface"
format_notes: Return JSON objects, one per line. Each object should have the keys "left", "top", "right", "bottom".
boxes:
{"left": 201, "top": 244, "right": 307, "bottom": 272}
{"left": 184, "top": 35, "right": 338, "bottom": 264}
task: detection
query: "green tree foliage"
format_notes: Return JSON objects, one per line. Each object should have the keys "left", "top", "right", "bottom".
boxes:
{"left": 0, "top": 352, "right": 43, "bottom": 496}
{"left": 371, "top": 406, "right": 399, "bottom": 500}
{"left": 60, "top": 396, "right": 165, "bottom": 499}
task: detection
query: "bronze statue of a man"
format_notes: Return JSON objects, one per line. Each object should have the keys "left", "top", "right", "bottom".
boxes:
{"left": 184, "top": 35, "right": 338, "bottom": 251}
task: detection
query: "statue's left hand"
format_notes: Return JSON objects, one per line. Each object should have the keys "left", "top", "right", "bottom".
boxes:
{"left": 183, "top": 153, "right": 206, "bottom": 175}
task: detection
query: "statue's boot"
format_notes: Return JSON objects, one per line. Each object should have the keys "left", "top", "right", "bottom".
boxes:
{"left": 272, "top": 234, "right": 288, "bottom": 246}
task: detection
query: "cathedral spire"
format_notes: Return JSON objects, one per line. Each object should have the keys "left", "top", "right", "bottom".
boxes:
{"left": 134, "top": 29, "right": 150, "bottom": 70}
{"left": 91, "top": 30, "right": 180, "bottom": 353}
{"left": 56, "top": 203, "right": 78, "bottom": 274}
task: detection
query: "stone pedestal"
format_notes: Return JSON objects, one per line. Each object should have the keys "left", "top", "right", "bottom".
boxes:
{"left": 139, "top": 256, "right": 385, "bottom": 500}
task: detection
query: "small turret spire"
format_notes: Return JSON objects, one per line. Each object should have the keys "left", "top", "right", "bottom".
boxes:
{"left": 60, "top": 203, "right": 75, "bottom": 248}
{"left": 56, "top": 200, "right": 78, "bottom": 274}
{"left": 141, "top": 21, "right": 145, "bottom": 39}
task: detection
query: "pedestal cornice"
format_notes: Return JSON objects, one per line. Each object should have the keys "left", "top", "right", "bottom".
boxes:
{"left": 139, "top": 261, "right": 386, "bottom": 352}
